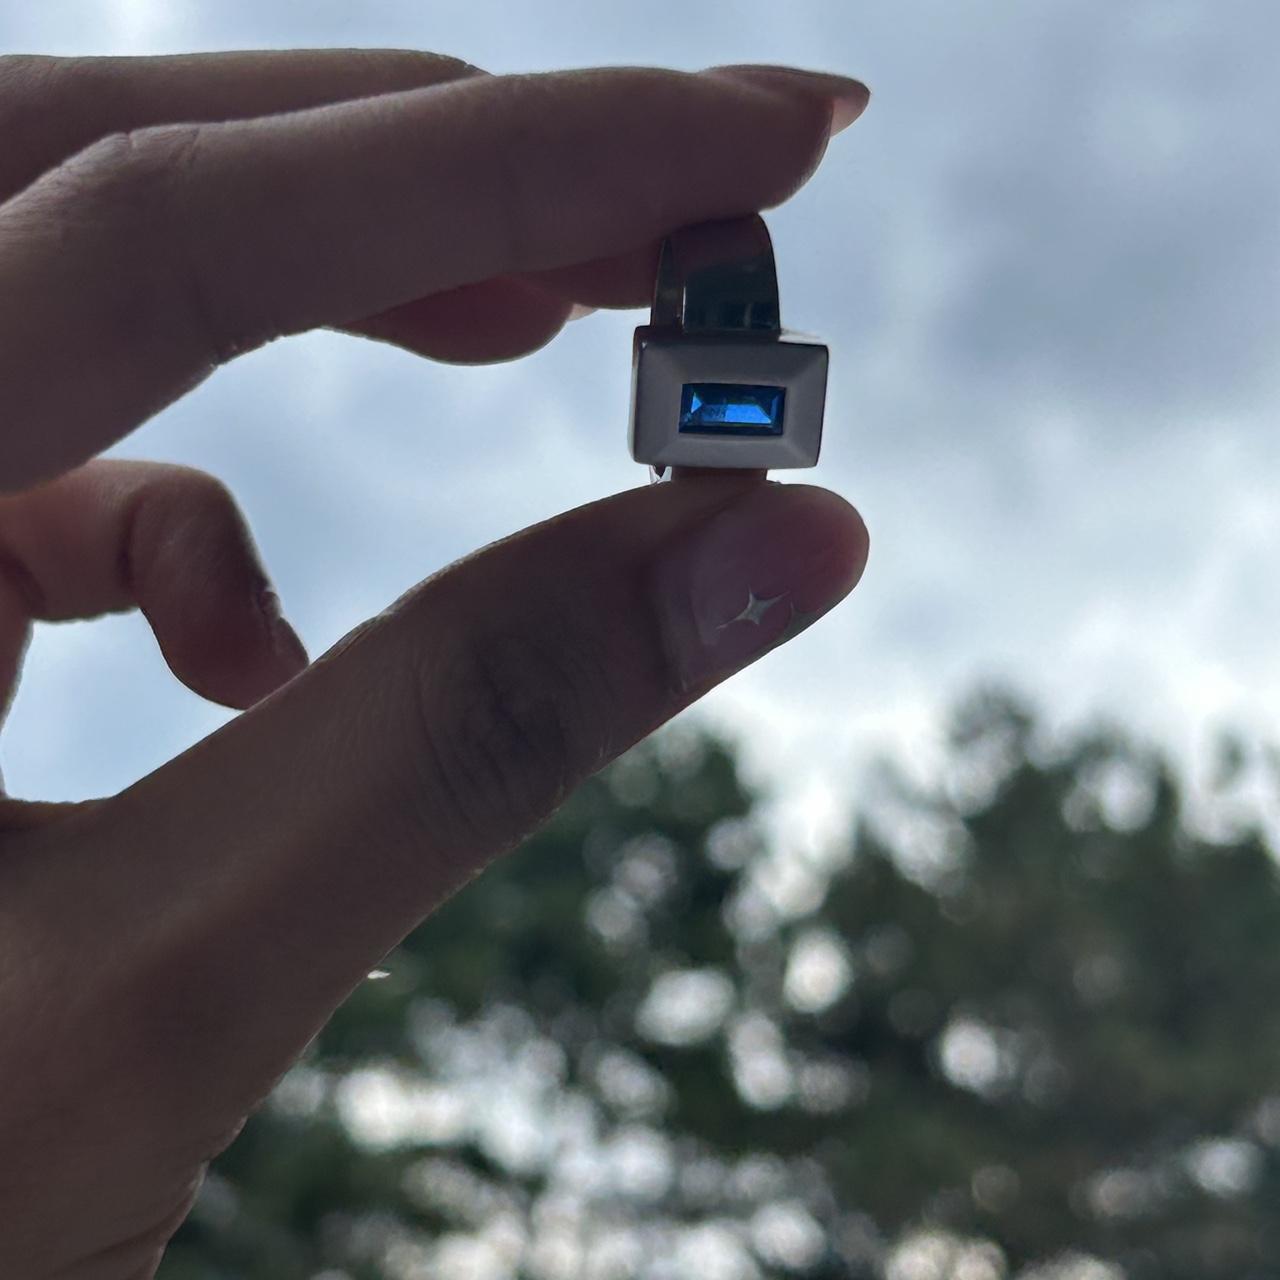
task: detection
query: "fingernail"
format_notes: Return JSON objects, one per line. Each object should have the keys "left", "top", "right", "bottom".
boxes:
{"left": 652, "top": 484, "right": 864, "bottom": 692}
{"left": 566, "top": 302, "right": 597, "bottom": 322}
{"left": 257, "top": 586, "right": 309, "bottom": 671}
{"left": 705, "top": 64, "right": 871, "bottom": 136}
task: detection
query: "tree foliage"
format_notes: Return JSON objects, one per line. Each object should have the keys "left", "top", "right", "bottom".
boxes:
{"left": 160, "top": 690, "right": 1280, "bottom": 1280}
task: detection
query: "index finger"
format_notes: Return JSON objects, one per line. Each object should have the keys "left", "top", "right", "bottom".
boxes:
{"left": 0, "top": 47, "right": 485, "bottom": 203}
{"left": 0, "top": 64, "right": 867, "bottom": 490}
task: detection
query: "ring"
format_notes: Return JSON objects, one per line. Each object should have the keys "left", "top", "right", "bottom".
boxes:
{"left": 629, "top": 213, "right": 829, "bottom": 482}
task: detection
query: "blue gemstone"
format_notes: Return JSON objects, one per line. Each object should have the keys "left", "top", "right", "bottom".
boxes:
{"left": 679, "top": 383, "right": 786, "bottom": 436}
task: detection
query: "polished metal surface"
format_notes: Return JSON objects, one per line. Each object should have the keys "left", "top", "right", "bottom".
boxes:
{"left": 651, "top": 215, "right": 780, "bottom": 335}
{"left": 630, "top": 213, "right": 828, "bottom": 474}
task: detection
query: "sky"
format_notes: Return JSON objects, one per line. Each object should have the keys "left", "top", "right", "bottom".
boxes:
{"left": 3, "top": 0, "right": 1280, "bottom": 860}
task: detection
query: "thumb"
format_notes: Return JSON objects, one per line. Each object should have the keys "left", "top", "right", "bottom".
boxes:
{"left": 49, "top": 476, "right": 866, "bottom": 1147}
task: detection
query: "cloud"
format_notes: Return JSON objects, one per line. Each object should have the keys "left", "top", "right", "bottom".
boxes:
{"left": 925, "top": 3, "right": 1280, "bottom": 430}
{"left": 3, "top": 2, "right": 1278, "bottom": 852}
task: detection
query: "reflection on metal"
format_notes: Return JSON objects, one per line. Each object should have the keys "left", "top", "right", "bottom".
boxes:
{"left": 631, "top": 213, "right": 829, "bottom": 476}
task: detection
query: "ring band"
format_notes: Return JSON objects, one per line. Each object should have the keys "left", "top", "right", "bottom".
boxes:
{"left": 651, "top": 215, "right": 780, "bottom": 336}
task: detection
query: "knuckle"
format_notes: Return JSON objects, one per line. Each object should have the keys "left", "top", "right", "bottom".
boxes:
{"left": 49, "top": 123, "right": 245, "bottom": 366}
{"left": 0, "top": 54, "right": 64, "bottom": 114}
{"left": 160, "top": 465, "right": 239, "bottom": 518}
{"left": 0, "top": 52, "right": 47, "bottom": 99}
{"left": 412, "top": 613, "right": 615, "bottom": 848}
{"left": 64, "top": 122, "right": 201, "bottom": 211}
{"left": 132, "top": 465, "right": 241, "bottom": 535}
{"left": 372, "top": 48, "right": 488, "bottom": 82}
{"left": 124, "top": 466, "right": 254, "bottom": 585}
{"left": 0, "top": 53, "right": 101, "bottom": 107}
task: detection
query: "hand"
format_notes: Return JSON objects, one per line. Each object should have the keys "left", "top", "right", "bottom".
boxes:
{"left": 0, "top": 49, "right": 870, "bottom": 1277}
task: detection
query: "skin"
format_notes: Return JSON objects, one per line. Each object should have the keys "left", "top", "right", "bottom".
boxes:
{"left": 0, "top": 49, "right": 871, "bottom": 1278}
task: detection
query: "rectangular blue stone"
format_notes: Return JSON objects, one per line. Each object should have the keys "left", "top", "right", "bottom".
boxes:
{"left": 678, "top": 382, "right": 786, "bottom": 436}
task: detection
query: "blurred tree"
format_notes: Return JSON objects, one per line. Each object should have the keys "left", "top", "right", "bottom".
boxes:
{"left": 160, "top": 690, "right": 1280, "bottom": 1280}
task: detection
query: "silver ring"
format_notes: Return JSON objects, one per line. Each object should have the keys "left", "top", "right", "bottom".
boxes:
{"left": 628, "top": 213, "right": 828, "bottom": 481}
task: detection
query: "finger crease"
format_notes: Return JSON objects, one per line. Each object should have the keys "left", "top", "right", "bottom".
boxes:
{"left": 152, "top": 126, "right": 245, "bottom": 369}
{"left": 114, "top": 482, "right": 149, "bottom": 605}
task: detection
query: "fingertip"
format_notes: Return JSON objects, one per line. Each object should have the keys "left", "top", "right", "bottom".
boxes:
{"left": 649, "top": 478, "right": 867, "bottom": 691}
{"left": 743, "top": 482, "right": 869, "bottom": 608}
{"left": 148, "top": 563, "right": 308, "bottom": 711}
{"left": 702, "top": 64, "right": 870, "bottom": 136}
{"left": 829, "top": 91, "right": 869, "bottom": 136}
{"left": 257, "top": 588, "right": 310, "bottom": 675}
{"left": 201, "top": 589, "right": 309, "bottom": 710}
{"left": 776, "top": 482, "right": 871, "bottom": 593}
{"left": 162, "top": 604, "right": 307, "bottom": 711}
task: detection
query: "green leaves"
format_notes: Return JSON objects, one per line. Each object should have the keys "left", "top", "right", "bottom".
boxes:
{"left": 163, "top": 694, "right": 1280, "bottom": 1280}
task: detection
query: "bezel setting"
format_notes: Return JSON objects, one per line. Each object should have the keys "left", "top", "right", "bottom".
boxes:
{"left": 629, "top": 328, "right": 828, "bottom": 470}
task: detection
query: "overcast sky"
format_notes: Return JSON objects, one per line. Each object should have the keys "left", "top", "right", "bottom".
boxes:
{"left": 4, "top": 0, "right": 1279, "bottom": 855}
